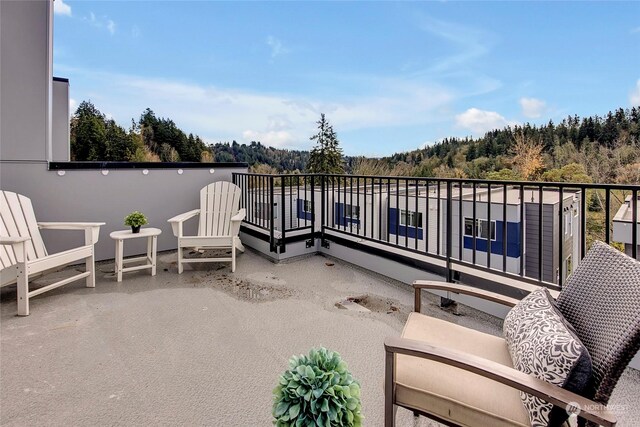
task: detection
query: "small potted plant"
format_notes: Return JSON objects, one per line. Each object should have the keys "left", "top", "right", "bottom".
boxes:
{"left": 273, "top": 347, "right": 363, "bottom": 426}
{"left": 124, "top": 211, "right": 148, "bottom": 234}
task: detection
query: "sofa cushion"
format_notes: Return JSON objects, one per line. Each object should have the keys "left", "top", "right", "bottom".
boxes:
{"left": 504, "top": 287, "right": 593, "bottom": 427}
{"left": 398, "top": 312, "right": 530, "bottom": 427}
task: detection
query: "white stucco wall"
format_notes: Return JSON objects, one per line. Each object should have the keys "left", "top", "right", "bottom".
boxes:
{"left": 0, "top": 163, "right": 247, "bottom": 260}
{"left": 0, "top": 0, "right": 52, "bottom": 161}
{"left": 52, "top": 79, "right": 70, "bottom": 161}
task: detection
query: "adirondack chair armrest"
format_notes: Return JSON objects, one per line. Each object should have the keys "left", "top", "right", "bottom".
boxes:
{"left": 167, "top": 209, "right": 200, "bottom": 237}
{"left": 37, "top": 222, "right": 105, "bottom": 245}
{"left": 0, "top": 235, "right": 31, "bottom": 263}
{"left": 413, "top": 280, "right": 520, "bottom": 313}
{"left": 230, "top": 209, "right": 246, "bottom": 236}
{"left": 0, "top": 235, "right": 31, "bottom": 245}
{"left": 230, "top": 209, "right": 246, "bottom": 223}
{"left": 384, "top": 336, "right": 617, "bottom": 427}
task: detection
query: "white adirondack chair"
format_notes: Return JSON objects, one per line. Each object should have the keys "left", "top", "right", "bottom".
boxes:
{"left": 168, "top": 181, "right": 246, "bottom": 273}
{"left": 0, "top": 191, "right": 105, "bottom": 316}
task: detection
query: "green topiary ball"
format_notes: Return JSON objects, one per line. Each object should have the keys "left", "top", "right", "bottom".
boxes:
{"left": 273, "top": 347, "right": 363, "bottom": 427}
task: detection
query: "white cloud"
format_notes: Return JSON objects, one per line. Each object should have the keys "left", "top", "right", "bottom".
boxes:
{"left": 54, "top": 0, "right": 72, "bottom": 16}
{"left": 266, "top": 36, "right": 289, "bottom": 59}
{"left": 242, "top": 130, "right": 294, "bottom": 147}
{"left": 519, "top": 97, "right": 546, "bottom": 118}
{"left": 631, "top": 27, "right": 640, "bottom": 34}
{"left": 84, "top": 12, "right": 116, "bottom": 35}
{"left": 106, "top": 20, "right": 116, "bottom": 35}
{"left": 416, "top": 15, "right": 493, "bottom": 74}
{"left": 69, "top": 98, "right": 77, "bottom": 116}
{"left": 59, "top": 67, "right": 455, "bottom": 150}
{"left": 631, "top": 80, "right": 640, "bottom": 106}
{"left": 455, "top": 108, "right": 515, "bottom": 134}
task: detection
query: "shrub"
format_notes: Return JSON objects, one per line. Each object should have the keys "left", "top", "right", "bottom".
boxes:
{"left": 124, "top": 211, "right": 148, "bottom": 227}
{"left": 273, "top": 347, "right": 362, "bottom": 427}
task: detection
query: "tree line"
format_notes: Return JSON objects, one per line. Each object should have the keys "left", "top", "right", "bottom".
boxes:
{"left": 70, "top": 100, "right": 639, "bottom": 184}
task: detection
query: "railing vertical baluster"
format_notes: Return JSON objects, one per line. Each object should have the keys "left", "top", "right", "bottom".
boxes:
{"left": 386, "top": 179, "right": 390, "bottom": 242}
{"left": 436, "top": 182, "right": 441, "bottom": 256}
{"left": 459, "top": 181, "right": 463, "bottom": 261}
{"left": 472, "top": 182, "right": 477, "bottom": 265}
{"left": 487, "top": 183, "right": 492, "bottom": 270}
{"left": 395, "top": 178, "right": 399, "bottom": 246}
{"left": 320, "top": 175, "right": 325, "bottom": 239}
{"left": 558, "top": 185, "right": 564, "bottom": 286}
{"left": 249, "top": 175, "right": 253, "bottom": 225}
{"left": 632, "top": 189, "right": 638, "bottom": 260}
{"left": 605, "top": 190, "right": 611, "bottom": 244}
{"left": 519, "top": 185, "right": 524, "bottom": 277}
{"left": 580, "top": 188, "right": 586, "bottom": 258}
{"left": 378, "top": 178, "right": 383, "bottom": 241}
{"left": 425, "top": 179, "right": 430, "bottom": 254}
{"left": 311, "top": 175, "right": 315, "bottom": 236}
{"left": 269, "top": 176, "right": 275, "bottom": 252}
{"left": 361, "top": 176, "right": 366, "bottom": 238}
{"left": 263, "top": 175, "right": 267, "bottom": 229}
{"left": 331, "top": 175, "right": 335, "bottom": 228}
{"left": 405, "top": 178, "right": 409, "bottom": 248}
{"left": 446, "top": 181, "right": 453, "bottom": 282}
{"left": 502, "top": 184, "right": 507, "bottom": 273}
{"left": 538, "top": 185, "right": 544, "bottom": 284}
{"left": 415, "top": 178, "right": 419, "bottom": 251}
{"left": 371, "top": 177, "right": 375, "bottom": 240}
{"left": 350, "top": 176, "right": 354, "bottom": 235}
{"left": 281, "top": 175, "right": 286, "bottom": 253}
{"left": 298, "top": 175, "right": 307, "bottom": 227}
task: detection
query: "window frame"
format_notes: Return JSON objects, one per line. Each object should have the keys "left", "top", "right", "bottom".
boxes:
{"left": 344, "top": 204, "right": 360, "bottom": 220}
{"left": 463, "top": 217, "right": 496, "bottom": 241}
{"left": 399, "top": 209, "right": 423, "bottom": 228}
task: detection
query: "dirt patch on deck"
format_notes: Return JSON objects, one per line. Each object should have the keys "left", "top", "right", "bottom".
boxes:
{"left": 187, "top": 274, "right": 296, "bottom": 303}
{"left": 344, "top": 294, "right": 410, "bottom": 323}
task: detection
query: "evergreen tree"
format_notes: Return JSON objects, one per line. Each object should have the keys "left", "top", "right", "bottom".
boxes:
{"left": 306, "top": 113, "right": 344, "bottom": 174}
{"left": 70, "top": 101, "right": 107, "bottom": 161}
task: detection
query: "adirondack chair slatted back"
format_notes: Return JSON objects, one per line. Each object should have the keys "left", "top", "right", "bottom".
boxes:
{"left": 198, "top": 182, "right": 241, "bottom": 237}
{"left": 0, "top": 191, "right": 48, "bottom": 269}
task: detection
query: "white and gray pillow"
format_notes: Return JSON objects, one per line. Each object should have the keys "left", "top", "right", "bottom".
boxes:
{"left": 503, "top": 287, "right": 592, "bottom": 427}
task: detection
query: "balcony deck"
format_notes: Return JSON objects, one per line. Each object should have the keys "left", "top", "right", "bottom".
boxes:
{"left": 1, "top": 249, "right": 639, "bottom": 426}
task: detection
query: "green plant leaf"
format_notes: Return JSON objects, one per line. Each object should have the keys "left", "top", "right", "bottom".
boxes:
{"left": 289, "top": 403, "right": 300, "bottom": 419}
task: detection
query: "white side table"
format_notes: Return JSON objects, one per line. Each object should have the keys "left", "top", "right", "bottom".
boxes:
{"left": 109, "top": 228, "right": 162, "bottom": 282}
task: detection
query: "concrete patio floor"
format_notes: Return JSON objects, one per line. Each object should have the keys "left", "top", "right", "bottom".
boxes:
{"left": 1, "top": 249, "right": 639, "bottom": 426}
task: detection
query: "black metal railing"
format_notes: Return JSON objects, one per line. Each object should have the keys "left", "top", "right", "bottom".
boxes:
{"left": 233, "top": 173, "right": 638, "bottom": 290}
{"left": 232, "top": 173, "right": 317, "bottom": 253}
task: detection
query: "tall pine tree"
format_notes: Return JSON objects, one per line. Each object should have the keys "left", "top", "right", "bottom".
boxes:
{"left": 306, "top": 113, "right": 344, "bottom": 174}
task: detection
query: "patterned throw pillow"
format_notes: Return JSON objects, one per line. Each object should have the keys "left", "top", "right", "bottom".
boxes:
{"left": 503, "top": 287, "right": 592, "bottom": 427}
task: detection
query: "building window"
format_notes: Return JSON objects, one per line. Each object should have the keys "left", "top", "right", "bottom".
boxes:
{"left": 301, "top": 199, "right": 312, "bottom": 213}
{"left": 464, "top": 218, "right": 496, "bottom": 240}
{"left": 400, "top": 210, "right": 423, "bottom": 228}
{"left": 255, "top": 202, "right": 278, "bottom": 220}
{"left": 344, "top": 204, "right": 360, "bottom": 220}
{"left": 565, "top": 211, "right": 572, "bottom": 237}
{"left": 565, "top": 255, "right": 573, "bottom": 277}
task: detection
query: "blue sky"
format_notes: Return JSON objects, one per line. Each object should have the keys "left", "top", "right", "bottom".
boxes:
{"left": 53, "top": 1, "right": 640, "bottom": 157}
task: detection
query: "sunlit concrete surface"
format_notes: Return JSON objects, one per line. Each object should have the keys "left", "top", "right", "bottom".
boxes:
{"left": 2, "top": 249, "right": 638, "bottom": 426}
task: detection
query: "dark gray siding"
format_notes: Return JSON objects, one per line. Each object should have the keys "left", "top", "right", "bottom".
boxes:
{"left": 525, "top": 203, "right": 557, "bottom": 284}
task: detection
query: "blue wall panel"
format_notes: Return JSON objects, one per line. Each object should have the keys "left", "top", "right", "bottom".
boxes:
{"left": 297, "top": 199, "right": 312, "bottom": 221}
{"left": 388, "top": 208, "right": 424, "bottom": 240}
{"left": 463, "top": 220, "right": 521, "bottom": 258}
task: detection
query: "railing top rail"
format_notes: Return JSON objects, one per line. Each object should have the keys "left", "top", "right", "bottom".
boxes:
{"left": 232, "top": 172, "right": 639, "bottom": 191}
